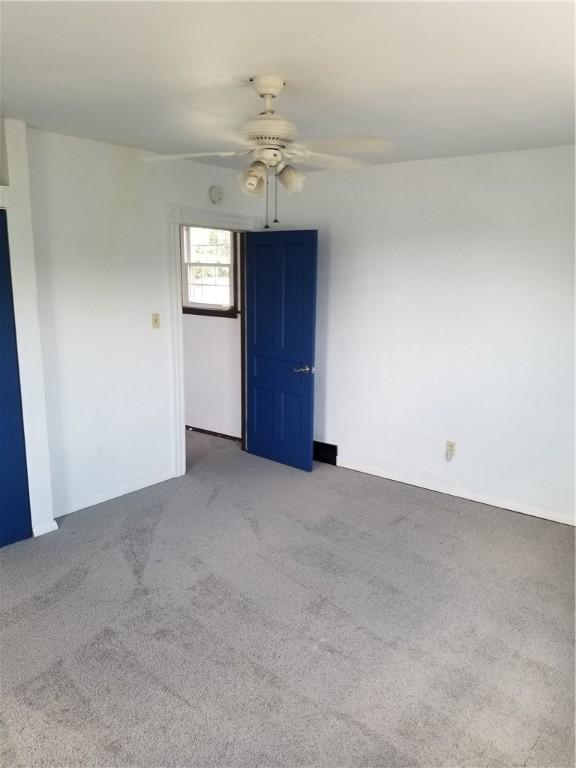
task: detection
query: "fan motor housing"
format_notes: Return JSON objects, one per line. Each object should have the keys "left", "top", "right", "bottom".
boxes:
{"left": 251, "top": 147, "right": 283, "bottom": 167}
{"left": 240, "top": 113, "right": 297, "bottom": 148}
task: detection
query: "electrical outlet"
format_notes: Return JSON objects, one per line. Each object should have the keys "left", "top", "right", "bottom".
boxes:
{"left": 445, "top": 440, "right": 456, "bottom": 462}
{"left": 151, "top": 313, "right": 160, "bottom": 329}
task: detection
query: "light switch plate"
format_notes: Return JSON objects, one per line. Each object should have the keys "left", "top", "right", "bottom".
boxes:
{"left": 151, "top": 313, "right": 160, "bottom": 329}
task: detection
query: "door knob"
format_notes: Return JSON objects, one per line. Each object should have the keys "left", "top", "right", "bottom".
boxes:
{"left": 293, "top": 364, "right": 315, "bottom": 374}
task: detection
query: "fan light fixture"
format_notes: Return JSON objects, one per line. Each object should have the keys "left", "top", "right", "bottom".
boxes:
{"left": 278, "top": 164, "right": 306, "bottom": 193}
{"left": 142, "top": 74, "right": 391, "bottom": 226}
{"left": 239, "top": 161, "right": 267, "bottom": 197}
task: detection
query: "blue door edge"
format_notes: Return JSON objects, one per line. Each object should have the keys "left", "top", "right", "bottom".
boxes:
{"left": 0, "top": 208, "right": 34, "bottom": 547}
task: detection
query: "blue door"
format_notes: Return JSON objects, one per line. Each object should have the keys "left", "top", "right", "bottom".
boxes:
{"left": 0, "top": 209, "right": 33, "bottom": 547}
{"left": 245, "top": 230, "right": 317, "bottom": 471}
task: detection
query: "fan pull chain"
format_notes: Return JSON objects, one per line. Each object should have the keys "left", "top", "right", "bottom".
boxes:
{"left": 264, "top": 168, "right": 270, "bottom": 229}
{"left": 273, "top": 172, "right": 279, "bottom": 224}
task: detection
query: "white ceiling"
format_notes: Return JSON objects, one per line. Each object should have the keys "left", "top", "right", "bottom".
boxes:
{"left": 1, "top": 2, "right": 573, "bottom": 167}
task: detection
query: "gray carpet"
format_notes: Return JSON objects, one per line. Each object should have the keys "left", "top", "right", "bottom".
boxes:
{"left": 1, "top": 432, "right": 574, "bottom": 767}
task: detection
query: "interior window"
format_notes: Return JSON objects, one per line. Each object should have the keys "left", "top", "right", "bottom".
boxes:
{"left": 180, "top": 226, "right": 237, "bottom": 316}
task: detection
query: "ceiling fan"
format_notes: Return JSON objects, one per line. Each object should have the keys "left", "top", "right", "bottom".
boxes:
{"left": 144, "top": 75, "right": 392, "bottom": 202}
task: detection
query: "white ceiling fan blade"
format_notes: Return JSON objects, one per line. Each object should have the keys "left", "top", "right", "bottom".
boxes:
{"left": 285, "top": 149, "right": 364, "bottom": 171}
{"left": 141, "top": 150, "right": 249, "bottom": 162}
{"left": 185, "top": 109, "right": 250, "bottom": 147}
{"left": 304, "top": 135, "right": 392, "bottom": 157}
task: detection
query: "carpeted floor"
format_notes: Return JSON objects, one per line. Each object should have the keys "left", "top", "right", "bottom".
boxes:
{"left": 1, "top": 432, "right": 574, "bottom": 767}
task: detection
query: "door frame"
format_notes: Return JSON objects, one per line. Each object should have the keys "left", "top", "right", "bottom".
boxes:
{"left": 166, "top": 205, "right": 259, "bottom": 477}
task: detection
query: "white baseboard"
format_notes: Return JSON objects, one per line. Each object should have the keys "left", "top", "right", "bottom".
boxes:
{"left": 45, "top": 460, "right": 576, "bottom": 528}
{"left": 53, "top": 469, "right": 180, "bottom": 519}
{"left": 32, "top": 518, "right": 59, "bottom": 537}
{"left": 336, "top": 458, "right": 575, "bottom": 527}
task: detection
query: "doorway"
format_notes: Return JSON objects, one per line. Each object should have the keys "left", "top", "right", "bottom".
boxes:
{"left": 180, "top": 225, "right": 244, "bottom": 449}
{"left": 170, "top": 207, "right": 319, "bottom": 476}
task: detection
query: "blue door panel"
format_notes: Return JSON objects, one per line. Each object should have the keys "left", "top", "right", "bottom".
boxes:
{"left": 254, "top": 386, "right": 274, "bottom": 436}
{"left": 246, "top": 230, "right": 317, "bottom": 471}
{"left": 0, "top": 209, "right": 33, "bottom": 547}
{"left": 284, "top": 248, "right": 306, "bottom": 349}
{"left": 282, "top": 393, "right": 303, "bottom": 442}
{"left": 253, "top": 248, "right": 278, "bottom": 348}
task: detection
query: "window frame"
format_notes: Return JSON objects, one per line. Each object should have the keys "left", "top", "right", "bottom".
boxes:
{"left": 180, "top": 225, "right": 239, "bottom": 318}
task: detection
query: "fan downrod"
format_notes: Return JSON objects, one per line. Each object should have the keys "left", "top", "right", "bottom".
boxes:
{"left": 249, "top": 74, "right": 286, "bottom": 113}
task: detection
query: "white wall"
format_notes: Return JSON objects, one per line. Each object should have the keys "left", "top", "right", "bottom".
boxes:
{"left": 278, "top": 146, "right": 574, "bottom": 524}
{"left": 183, "top": 314, "right": 241, "bottom": 437}
{"left": 27, "top": 128, "right": 251, "bottom": 517}
{"left": 26, "top": 129, "right": 574, "bottom": 526}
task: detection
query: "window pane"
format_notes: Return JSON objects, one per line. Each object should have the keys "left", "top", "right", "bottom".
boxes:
{"left": 181, "top": 226, "right": 234, "bottom": 310}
